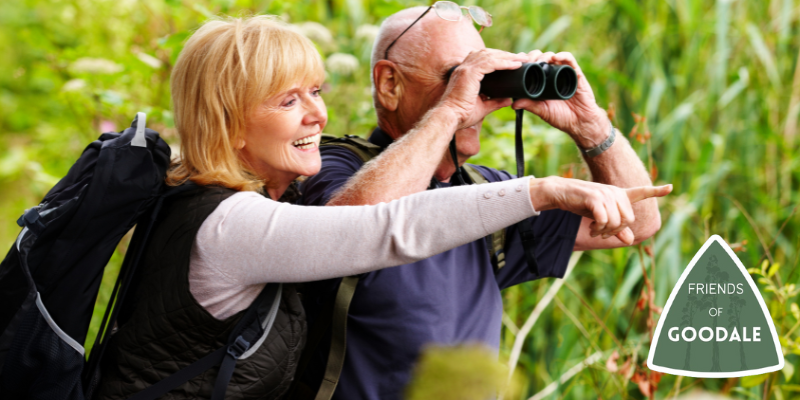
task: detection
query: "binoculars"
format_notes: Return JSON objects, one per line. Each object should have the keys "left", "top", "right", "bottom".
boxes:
{"left": 479, "top": 62, "right": 578, "bottom": 100}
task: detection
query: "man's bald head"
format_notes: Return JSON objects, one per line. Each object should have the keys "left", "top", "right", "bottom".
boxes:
{"left": 371, "top": 6, "right": 483, "bottom": 77}
{"left": 371, "top": 7, "right": 485, "bottom": 122}
{"left": 370, "top": 7, "right": 432, "bottom": 76}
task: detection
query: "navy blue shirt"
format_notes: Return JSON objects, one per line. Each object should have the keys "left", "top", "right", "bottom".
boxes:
{"left": 298, "top": 129, "right": 582, "bottom": 400}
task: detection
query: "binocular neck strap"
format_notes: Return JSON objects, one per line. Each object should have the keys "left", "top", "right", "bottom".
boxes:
{"left": 449, "top": 137, "right": 467, "bottom": 186}
{"left": 515, "top": 109, "right": 525, "bottom": 178}
{"left": 515, "top": 109, "right": 540, "bottom": 276}
{"left": 447, "top": 109, "right": 539, "bottom": 274}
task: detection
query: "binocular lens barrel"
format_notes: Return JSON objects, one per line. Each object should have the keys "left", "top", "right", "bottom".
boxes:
{"left": 480, "top": 62, "right": 578, "bottom": 100}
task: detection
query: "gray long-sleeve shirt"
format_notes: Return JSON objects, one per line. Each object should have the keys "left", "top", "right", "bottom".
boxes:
{"left": 188, "top": 177, "right": 538, "bottom": 319}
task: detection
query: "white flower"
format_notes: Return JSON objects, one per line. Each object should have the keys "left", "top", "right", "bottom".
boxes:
{"left": 69, "top": 58, "right": 123, "bottom": 74}
{"left": 61, "top": 79, "right": 86, "bottom": 92}
{"left": 325, "top": 53, "right": 360, "bottom": 76}
{"left": 294, "top": 21, "right": 333, "bottom": 45}
{"left": 136, "top": 52, "right": 163, "bottom": 69}
{"left": 355, "top": 24, "right": 380, "bottom": 44}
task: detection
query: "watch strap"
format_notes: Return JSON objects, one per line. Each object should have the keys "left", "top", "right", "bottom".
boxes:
{"left": 582, "top": 123, "right": 616, "bottom": 158}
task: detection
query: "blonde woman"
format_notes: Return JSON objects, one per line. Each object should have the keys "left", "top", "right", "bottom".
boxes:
{"left": 95, "top": 15, "right": 663, "bottom": 400}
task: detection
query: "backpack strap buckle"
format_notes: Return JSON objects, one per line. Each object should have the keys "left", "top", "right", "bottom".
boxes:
{"left": 18, "top": 207, "right": 46, "bottom": 236}
{"left": 227, "top": 336, "right": 251, "bottom": 359}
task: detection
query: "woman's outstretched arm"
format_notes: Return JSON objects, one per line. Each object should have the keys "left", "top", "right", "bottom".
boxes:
{"left": 193, "top": 177, "right": 537, "bottom": 284}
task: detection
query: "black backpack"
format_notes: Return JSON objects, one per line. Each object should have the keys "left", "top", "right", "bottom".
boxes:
{"left": 0, "top": 113, "right": 279, "bottom": 400}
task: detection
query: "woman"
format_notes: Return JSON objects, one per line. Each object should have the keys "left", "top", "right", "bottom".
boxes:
{"left": 94, "top": 16, "right": 542, "bottom": 400}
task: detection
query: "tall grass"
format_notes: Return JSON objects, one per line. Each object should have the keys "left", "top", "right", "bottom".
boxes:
{"left": 1, "top": 0, "right": 799, "bottom": 398}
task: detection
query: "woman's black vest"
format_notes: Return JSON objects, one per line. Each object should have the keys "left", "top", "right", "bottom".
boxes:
{"left": 95, "top": 186, "right": 306, "bottom": 399}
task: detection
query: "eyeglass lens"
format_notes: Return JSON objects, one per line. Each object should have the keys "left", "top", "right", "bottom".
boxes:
{"left": 433, "top": 1, "right": 492, "bottom": 27}
{"left": 468, "top": 6, "right": 492, "bottom": 26}
{"left": 433, "top": 1, "right": 462, "bottom": 21}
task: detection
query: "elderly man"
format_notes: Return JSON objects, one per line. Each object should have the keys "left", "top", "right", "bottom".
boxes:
{"left": 297, "top": 5, "right": 671, "bottom": 400}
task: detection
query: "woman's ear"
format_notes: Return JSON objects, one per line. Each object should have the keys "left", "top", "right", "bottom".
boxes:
{"left": 235, "top": 137, "right": 246, "bottom": 150}
{"left": 373, "top": 60, "right": 402, "bottom": 112}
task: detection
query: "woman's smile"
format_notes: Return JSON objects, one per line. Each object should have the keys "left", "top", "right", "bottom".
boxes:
{"left": 291, "top": 133, "right": 321, "bottom": 151}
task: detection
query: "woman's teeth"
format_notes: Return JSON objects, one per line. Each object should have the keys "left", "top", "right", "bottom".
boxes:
{"left": 292, "top": 134, "right": 319, "bottom": 150}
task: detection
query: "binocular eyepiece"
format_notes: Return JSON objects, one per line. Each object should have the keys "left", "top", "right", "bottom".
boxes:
{"left": 448, "top": 62, "right": 578, "bottom": 100}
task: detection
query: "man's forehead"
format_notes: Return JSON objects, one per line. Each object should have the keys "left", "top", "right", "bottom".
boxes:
{"left": 423, "top": 17, "right": 485, "bottom": 68}
{"left": 387, "top": 8, "right": 485, "bottom": 71}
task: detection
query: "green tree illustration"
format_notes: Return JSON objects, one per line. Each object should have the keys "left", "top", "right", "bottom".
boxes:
{"left": 703, "top": 255, "right": 729, "bottom": 372}
{"left": 680, "top": 293, "right": 710, "bottom": 369}
{"left": 728, "top": 295, "right": 748, "bottom": 370}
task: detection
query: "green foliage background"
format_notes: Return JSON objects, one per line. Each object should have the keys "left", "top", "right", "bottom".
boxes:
{"left": 2, "top": 0, "right": 800, "bottom": 398}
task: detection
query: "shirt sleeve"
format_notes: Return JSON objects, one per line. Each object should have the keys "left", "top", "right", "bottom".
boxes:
{"left": 495, "top": 209, "right": 582, "bottom": 289}
{"left": 194, "top": 176, "right": 539, "bottom": 285}
{"left": 466, "top": 165, "right": 582, "bottom": 290}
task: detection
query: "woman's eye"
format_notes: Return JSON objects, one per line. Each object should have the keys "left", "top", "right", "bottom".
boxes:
{"left": 311, "top": 88, "right": 321, "bottom": 97}
{"left": 282, "top": 97, "right": 297, "bottom": 107}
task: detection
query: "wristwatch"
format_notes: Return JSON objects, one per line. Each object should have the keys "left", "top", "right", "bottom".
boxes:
{"left": 580, "top": 122, "right": 616, "bottom": 158}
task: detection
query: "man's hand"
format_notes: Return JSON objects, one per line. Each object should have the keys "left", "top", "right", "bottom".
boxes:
{"left": 439, "top": 49, "right": 528, "bottom": 130}
{"left": 529, "top": 177, "right": 672, "bottom": 245}
{"left": 512, "top": 51, "right": 609, "bottom": 149}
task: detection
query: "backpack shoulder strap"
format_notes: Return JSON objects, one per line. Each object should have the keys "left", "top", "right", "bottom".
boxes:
{"left": 127, "top": 283, "right": 282, "bottom": 400}
{"left": 314, "top": 275, "right": 359, "bottom": 400}
{"left": 463, "top": 165, "right": 507, "bottom": 271}
{"left": 287, "top": 275, "right": 359, "bottom": 400}
{"left": 320, "top": 134, "right": 383, "bottom": 164}
{"left": 462, "top": 164, "right": 487, "bottom": 185}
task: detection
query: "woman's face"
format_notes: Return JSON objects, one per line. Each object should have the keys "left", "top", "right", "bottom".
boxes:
{"left": 240, "top": 83, "right": 327, "bottom": 187}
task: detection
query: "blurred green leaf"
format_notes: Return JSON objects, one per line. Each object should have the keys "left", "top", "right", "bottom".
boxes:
{"left": 406, "top": 344, "right": 522, "bottom": 400}
{"left": 740, "top": 373, "right": 770, "bottom": 388}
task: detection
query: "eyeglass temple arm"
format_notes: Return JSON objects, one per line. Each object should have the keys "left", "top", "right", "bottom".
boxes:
{"left": 383, "top": 6, "right": 433, "bottom": 60}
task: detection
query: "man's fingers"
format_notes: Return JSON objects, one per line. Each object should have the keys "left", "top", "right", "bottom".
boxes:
{"left": 483, "top": 97, "right": 513, "bottom": 112}
{"left": 601, "top": 199, "right": 621, "bottom": 238}
{"left": 483, "top": 48, "right": 529, "bottom": 60}
{"left": 511, "top": 98, "right": 533, "bottom": 109}
{"left": 615, "top": 227, "right": 635, "bottom": 246}
{"left": 511, "top": 98, "right": 552, "bottom": 117}
{"left": 457, "top": 49, "right": 528, "bottom": 78}
{"left": 535, "top": 51, "right": 556, "bottom": 63}
{"left": 551, "top": 52, "right": 582, "bottom": 73}
{"left": 590, "top": 199, "right": 608, "bottom": 235}
{"left": 616, "top": 194, "right": 635, "bottom": 229}
{"left": 486, "top": 59, "right": 523, "bottom": 72}
{"left": 626, "top": 184, "right": 673, "bottom": 203}
{"left": 467, "top": 49, "right": 528, "bottom": 67}
{"left": 526, "top": 49, "right": 543, "bottom": 62}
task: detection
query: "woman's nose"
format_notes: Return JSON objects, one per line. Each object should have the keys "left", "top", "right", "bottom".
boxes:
{"left": 303, "top": 98, "right": 327, "bottom": 127}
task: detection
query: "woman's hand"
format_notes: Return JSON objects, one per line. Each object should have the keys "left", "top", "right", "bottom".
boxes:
{"left": 529, "top": 177, "right": 672, "bottom": 245}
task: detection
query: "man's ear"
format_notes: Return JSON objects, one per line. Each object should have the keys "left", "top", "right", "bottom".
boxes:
{"left": 373, "top": 60, "right": 403, "bottom": 112}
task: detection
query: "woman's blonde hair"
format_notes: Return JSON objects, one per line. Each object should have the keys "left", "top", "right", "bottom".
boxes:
{"left": 167, "top": 15, "right": 325, "bottom": 192}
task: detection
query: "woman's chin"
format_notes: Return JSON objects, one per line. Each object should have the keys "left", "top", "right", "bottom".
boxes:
{"left": 294, "top": 159, "right": 322, "bottom": 178}
{"left": 284, "top": 145, "right": 320, "bottom": 176}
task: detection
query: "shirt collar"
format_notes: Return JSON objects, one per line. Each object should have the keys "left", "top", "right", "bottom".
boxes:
{"left": 368, "top": 127, "right": 394, "bottom": 149}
